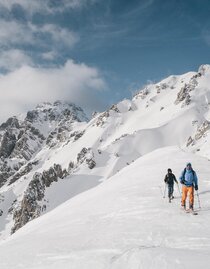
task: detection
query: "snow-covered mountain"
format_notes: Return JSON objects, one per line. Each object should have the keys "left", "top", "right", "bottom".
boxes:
{"left": 0, "top": 64, "right": 210, "bottom": 268}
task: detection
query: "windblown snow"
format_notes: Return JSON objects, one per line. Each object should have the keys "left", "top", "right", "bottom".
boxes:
{"left": 0, "top": 64, "right": 210, "bottom": 268}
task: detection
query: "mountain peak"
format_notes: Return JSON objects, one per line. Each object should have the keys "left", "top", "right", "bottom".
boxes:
{"left": 198, "top": 64, "right": 210, "bottom": 76}
{"left": 26, "top": 100, "right": 88, "bottom": 124}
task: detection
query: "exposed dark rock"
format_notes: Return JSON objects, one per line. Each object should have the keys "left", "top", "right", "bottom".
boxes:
{"left": 12, "top": 163, "right": 68, "bottom": 233}
{"left": 175, "top": 84, "right": 189, "bottom": 104}
{"left": 156, "top": 86, "right": 161, "bottom": 94}
{"left": 186, "top": 136, "right": 194, "bottom": 147}
{"left": 12, "top": 172, "right": 44, "bottom": 233}
{"left": 184, "top": 94, "right": 191, "bottom": 106}
{"left": 62, "top": 169, "right": 69, "bottom": 178}
{"left": 95, "top": 111, "right": 110, "bottom": 127}
{"left": 0, "top": 131, "right": 16, "bottom": 158}
{"left": 0, "top": 162, "right": 15, "bottom": 187}
{"left": 8, "top": 199, "right": 17, "bottom": 215}
{"left": 42, "top": 167, "right": 58, "bottom": 187}
{"left": 77, "top": 147, "right": 96, "bottom": 169}
{"left": 46, "top": 131, "right": 57, "bottom": 147}
{"left": 110, "top": 104, "right": 120, "bottom": 113}
{"left": 186, "top": 121, "right": 210, "bottom": 147}
{"left": 0, "top": 117, "right": 20, "bottom": 130}
{"left": 175, "top": 74, "right": 198, "bottom": 106}
{"left": 68, "top": 161, "right": 74, "bottom": 172}
{"left": 9, "top": 160, "right": 39, "bottom": 185}
{"left": 92, "top": 111, "right": 98, "bottom": 118}
{"left": 69, "top": 130, "right": 85, "bottom": 142}
{"left": 195, "top": 120, "right": 210, "bottom": 140}
{"left": 77, "top": 147, "right": 88, "bottom": 163}
{"left": 10, "top": 126, "right": 45, "bottom": 161}
{"left": 26, "top": 110, "right": 39, "bottom": 123}
{"left": 86, "top": 158, "right": 96, "bottom": 169}
{"left": 134, "top": 87, "right": 150, "bottom": 100}
{"left": 53, "top": 164, "right": 65, "bottom": 179}
{"left": 160, "top": 83, "right": 167, "bottom": 90}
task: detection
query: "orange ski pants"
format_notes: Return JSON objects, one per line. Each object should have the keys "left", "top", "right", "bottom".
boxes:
{"left": 181, "top": 185, "right": 194, "bottom": 207}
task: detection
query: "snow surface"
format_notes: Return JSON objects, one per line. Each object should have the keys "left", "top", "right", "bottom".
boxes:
{"left": 1, "top": 65, "right": 210, "bottom": 268}
{"left": 0, "top": 147, "right": 210, "bottom": 268}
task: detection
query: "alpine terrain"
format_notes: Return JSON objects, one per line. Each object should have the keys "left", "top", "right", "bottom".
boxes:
{"left": 0, "top": 64, "right": 210, "bottom": 268}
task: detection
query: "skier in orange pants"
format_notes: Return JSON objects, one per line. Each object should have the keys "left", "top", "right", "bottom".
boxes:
{"left": 179, "top": 163, "right": 198, "bottom": 211}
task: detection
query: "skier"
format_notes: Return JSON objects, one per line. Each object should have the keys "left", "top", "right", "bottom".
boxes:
{"left": 179, "top": 163, "right": 198, "bottom": 211}
{"left": 164, "top": 168, "right": 178, "bottom": 202}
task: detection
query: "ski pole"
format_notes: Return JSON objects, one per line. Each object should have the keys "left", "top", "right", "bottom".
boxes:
{"left": 196, "top": 190, "right": 201, "bottom": 209}
{"left": 177, "top": 183, "right": 181, "bottom": 197}
{"left": 159, "top": 186, "right": 163, "bottom": 197}
{"left": 163, "top": 184, "right": 167, "bottom": 198}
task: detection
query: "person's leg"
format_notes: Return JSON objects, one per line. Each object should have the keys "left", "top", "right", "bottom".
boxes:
{"left": 171, "top": 185, "right": 174, "bottom": 198}
{"left": 168, "top": 185, "right": 171, "bottom": 202}
{"left": 168, "top": 185, "right": 173, "bottom": 196}
{"left": 181, "top": 185, "right": 188, "bottom": 208}
{"left": 168, "top": 185, "right": 171, "bottom": 198}
{"left": 189, "top": 186, "right": 194, "bottom": 209}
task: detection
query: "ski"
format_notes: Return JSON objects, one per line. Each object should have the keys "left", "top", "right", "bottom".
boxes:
{"left": 180, "top": 207, "right": 198, "bottom": 215}
{"left": 185, "top": 209, "right": 198, "bottom": 215}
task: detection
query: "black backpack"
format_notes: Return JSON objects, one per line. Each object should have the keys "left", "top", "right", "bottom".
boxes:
{"left": 165, "top": 173, "right": 175, "bottom": 185}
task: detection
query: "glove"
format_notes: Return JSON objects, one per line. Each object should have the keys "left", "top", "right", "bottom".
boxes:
{"left": 180, "top": 179, "right": 185, "bottom": 184}
{"left": 195, "top": 185, "right": 198, "bottom": 191}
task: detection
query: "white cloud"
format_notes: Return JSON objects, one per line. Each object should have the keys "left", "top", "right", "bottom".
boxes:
{"left": 41, "top": 51, "right": 57, "bottom": 61}
{"left": 0, "top": 20, "right": 34, "bottom": 46}
{"left": 39, "top": 24, "right": 79, "bottom": 48}
{"left": 0, "top": 0, "right": 98, "bottom": 15}
{"left": 0, "top": 49, "right": 32, "bottom": 71}
{"left": 0, "top": 60, "right": 107, "bottom": 122}
{"left": 0, "top": 0, "right": 45, "bottom": 14}
{"left": 0, "top": 20, "right": 78, "bottom": 49}
{"left": 0, "top": 20, "right": 78, "bottom": 70}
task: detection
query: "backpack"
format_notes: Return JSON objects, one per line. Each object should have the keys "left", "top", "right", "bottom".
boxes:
{"left": 165, "top": 173, "right": 175, "bottom": 185}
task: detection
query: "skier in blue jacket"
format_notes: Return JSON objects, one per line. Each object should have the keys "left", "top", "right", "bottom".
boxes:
{"left": 179, "top": 163, "right": 198, "bottom": 210}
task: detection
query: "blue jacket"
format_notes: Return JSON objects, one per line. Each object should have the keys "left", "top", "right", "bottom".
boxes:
{"left": 179, "top": 169, "right": 198, "bottom": 187}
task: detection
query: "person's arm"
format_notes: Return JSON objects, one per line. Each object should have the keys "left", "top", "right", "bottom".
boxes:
{"left": 164, "top": 175, "right": 168, "bottom": 183}
{"left": 173, "top": 174, "right": 178, "bottom": 184}
{"left": 179, "top": 170, "right": 185, "bottom": 184}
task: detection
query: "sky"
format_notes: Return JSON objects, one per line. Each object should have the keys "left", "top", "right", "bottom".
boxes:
{"left": 0, "top": 0, "right": 210, "bottom": 122}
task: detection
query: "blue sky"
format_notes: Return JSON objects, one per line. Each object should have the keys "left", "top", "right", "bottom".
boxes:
{"left": 0, "top": 0, "right": 210, "bottom": 121}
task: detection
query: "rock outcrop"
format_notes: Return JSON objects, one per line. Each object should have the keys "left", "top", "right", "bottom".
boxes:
{"left": 175, "top": 73, "right": 201, "bottom": 106}
{"left": 77, "top": 148, "right": 96, "bottom": 169}
{"left": 0, "top": 101, "right": 88, "bottom": 187}
{"left": 187, "top": 120, "right": 210, "bottom": 146}
{"left": 12, "top": 163, "right": 68, "bottom": 233}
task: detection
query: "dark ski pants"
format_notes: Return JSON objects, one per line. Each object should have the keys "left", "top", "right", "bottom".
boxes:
{"left": 168, "top": 184, "right": 174, "bottom": 198}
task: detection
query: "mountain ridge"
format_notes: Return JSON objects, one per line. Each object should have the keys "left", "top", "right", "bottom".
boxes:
{"left": 0, "top": 64, "right": 210, "bottom": 238}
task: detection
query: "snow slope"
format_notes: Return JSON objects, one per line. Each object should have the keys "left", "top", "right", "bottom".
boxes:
{"left": 1, "top": 65, "right": 210, "bottom": 268}
{"left": 0, "top": 147, "right": 210, "bottom": 269}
